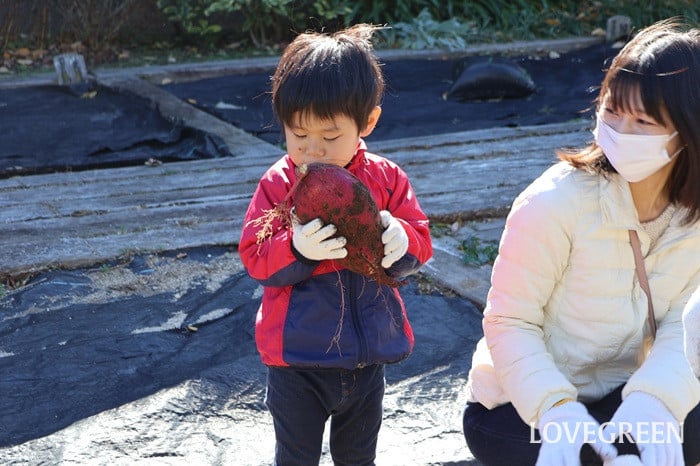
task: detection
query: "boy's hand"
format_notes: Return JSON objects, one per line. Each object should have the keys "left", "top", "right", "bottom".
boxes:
{"left": 380, "top": 210, "right": 408, "bottom": 268}
{"left": 292, "top": 218, "right": 347, "bottom": 261}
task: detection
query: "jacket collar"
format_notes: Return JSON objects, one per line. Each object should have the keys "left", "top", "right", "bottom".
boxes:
{"left": 599, "top": 173, "right": 639, "bottom": 230}
{"left": 599, "top": 172, "right": 696, "bottom": 251}
{"left": 345, "top": 139, "right": 368, "bottom": 170}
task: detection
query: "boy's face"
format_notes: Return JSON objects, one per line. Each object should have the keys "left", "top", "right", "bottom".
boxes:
{"left": 285, "top": 107, "right": 381, "bottom": 168}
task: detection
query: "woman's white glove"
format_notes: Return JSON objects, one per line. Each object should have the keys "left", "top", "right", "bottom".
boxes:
{"left": 604, "top": 455, "right": 643, "bottom": 466}
{"left": 601, "top": 392, "right": 683, "bottom": 466}
{"left": 292, "top": 218, "right": 347, "bottom": 261}
{"left": 536, "top": 401, "right": 617, "bottom": 466}
{"left": 380, "top": 210, "right": 408, "bottom": 268}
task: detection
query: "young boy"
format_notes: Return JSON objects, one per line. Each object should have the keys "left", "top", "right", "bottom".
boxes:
{"left": 239, "top": 24, "right": 433, "bottom": 465}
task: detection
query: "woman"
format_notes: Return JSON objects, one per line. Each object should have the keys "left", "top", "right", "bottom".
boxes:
{"left": 462, "top": 19, "right": 700, "bottom": 466}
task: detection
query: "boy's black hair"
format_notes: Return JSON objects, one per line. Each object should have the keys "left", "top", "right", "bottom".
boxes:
{"left": 271, "top": 24, "right": 384, "bottom": 132}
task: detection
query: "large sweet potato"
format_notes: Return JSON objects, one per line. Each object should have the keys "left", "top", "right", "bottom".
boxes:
{"left": 292, "top": 163, "right": 400, "bottom": 287}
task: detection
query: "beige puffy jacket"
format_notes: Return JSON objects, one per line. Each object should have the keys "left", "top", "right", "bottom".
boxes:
{"left": 466, "top": 162, "right": 700, "bottom": 425}
{"left": 683, "top": 289, "right": 700, "bottom": 378}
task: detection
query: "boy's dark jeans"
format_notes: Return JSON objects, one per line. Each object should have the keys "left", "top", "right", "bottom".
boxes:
{"left": 463, "top": 385, "right": 700, "bottom": 466}
{"left": 266, "top": 364, "right": 385, "bottom": 466}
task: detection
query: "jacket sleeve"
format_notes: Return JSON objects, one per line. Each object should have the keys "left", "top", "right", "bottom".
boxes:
{"left": 239, "top": 163, "right": 317, "bottom": 286}
{"left": 381, "top": 163, "right": 433, "bottom": 278}
{"left": 684, "top": 287, "right": 700, "bottom": 378}
{"left": 625, "top": 270, "right": 700, "bottom": 421}
{"left": 482, "top": 167, "right": 579, "bottom": 425}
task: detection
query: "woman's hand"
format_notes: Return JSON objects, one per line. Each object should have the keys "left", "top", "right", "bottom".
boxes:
{"left": 536, "top": 401, "right": 617, "bottom": 466}
{"left": 601, "top": 392, "right": 683, "bottom": 466}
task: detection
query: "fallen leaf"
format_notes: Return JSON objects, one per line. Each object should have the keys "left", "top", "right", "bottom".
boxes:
{"left": 15, "top": 47, "right": 31, "bottom": 58}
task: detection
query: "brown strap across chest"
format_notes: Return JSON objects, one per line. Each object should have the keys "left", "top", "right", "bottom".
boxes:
{"left": 629, "top": 229, "right": 657, "bottom": 339}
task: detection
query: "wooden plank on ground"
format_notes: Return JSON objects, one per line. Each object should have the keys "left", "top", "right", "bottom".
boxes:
{"left": 375, "top": 120, "right": 592, "bottom": 219}
{"left": 0, "top": 121, "right": 591, "bottom": 277}
{"left": 100, "top": 76, "right": 281, "bottom": 161}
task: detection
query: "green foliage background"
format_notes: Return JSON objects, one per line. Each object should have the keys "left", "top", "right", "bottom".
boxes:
{"left": 154, "top": 0, "right": 700, "bottom": 49}
{"left": 1, "top": 0, "right": 699, "bottom": 63}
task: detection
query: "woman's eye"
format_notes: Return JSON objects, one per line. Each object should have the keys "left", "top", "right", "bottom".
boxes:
{"left": 292, "top": 133, "right": 306, "bottom": 138}
{"left": 637, "top": 116, "right": 661, "bottom": 126}
{"left": 603, "top": 107, "right": 618, "bottom": 116}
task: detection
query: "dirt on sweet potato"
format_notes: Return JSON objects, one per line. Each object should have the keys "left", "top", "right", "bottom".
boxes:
{"left": 292, "top": 162, "right": 400, "bottom": 287}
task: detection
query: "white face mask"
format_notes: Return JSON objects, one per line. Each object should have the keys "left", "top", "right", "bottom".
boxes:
{"left": 593, "top": 115, "right": 680, "bottom": 182}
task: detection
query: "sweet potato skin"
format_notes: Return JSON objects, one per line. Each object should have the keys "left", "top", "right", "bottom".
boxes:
{"left": 292, "top": 163, "right": 401, "bottom": 286}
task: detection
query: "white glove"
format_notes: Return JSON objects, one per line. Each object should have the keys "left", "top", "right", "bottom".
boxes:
{"left": 292, "top": 218, "right": 347, "bottom": 261}
{"left": 536, "top": 401, "right": 618, "bottom": 466}
{"left": 380, "top": 210, "right": 408, "bottom": 268}
{"left": 604, "top": 455, "right": 643, "bottom": 466}
{"left": 601, "top": 392, "right": 683, "bottom": 466}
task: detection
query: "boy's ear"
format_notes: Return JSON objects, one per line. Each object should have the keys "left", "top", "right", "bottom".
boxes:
{"left": 359, "top": 106, "right": 382, "bottom": 137}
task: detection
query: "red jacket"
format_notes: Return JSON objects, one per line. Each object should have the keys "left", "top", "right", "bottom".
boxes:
{"left": 239, "top": 141, "right": 433, "bottom": 369}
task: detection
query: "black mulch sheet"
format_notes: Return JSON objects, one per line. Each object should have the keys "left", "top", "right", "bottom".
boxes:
{"left": 0, "top": 84, "right": 231, "bottom": 178}
{"left": 0, "top": 43, "right": 617, "bottom": 178}
{"left": 0, "top": 246, "right": 479, "bottom": 446}
{"left": 0, "top": 249, "right": 259, "bottom": 446}
{"left": 162, "top": 43, "right": 619, "bottom": 145}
